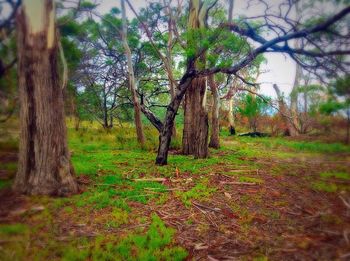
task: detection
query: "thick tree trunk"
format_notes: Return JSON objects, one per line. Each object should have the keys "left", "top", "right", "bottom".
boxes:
{"left": 14, "top": 0, "right": 78, "bottom": 196}
{"left": 121, "top": 0, "right": 145, "bottom": 146}
{"left": 182, "top": 0, "right": 209, "bottom": 158}
{"left": 182, "top": 76, "right": 209, "bottom": 158}
{"left": 208, "top": 75, "right": 220, "bottom": 148}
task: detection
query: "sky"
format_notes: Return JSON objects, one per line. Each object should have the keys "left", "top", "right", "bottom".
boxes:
{"left": 96, "top": 0, "right": 298, "bottom": 99}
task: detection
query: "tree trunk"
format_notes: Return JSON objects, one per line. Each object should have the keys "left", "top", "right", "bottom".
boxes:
{"left": 228, "top": 98, "right": 236, "bottom": 135}
{"left": 182, "top": 0, "right": 209, "bottom": 158}
{"left": 14, "top": 0, "right": 78, "bottom": 196}
{"left": 273, "top": 84, "right": 299, "bottom": 137}
{"left": 166, "top": 8, "right": 177, "bottom": 139}
{"left": 156, "top": 73, "right": 193, "bottom": 165}
{"left": 346, "top": 108, "right": 350, "bottom": 144}
{"left": 208, "top": 75, "right": 220, "bottom": 148}
{"left": 121, "top": 0, "right": 145, "bottom": 146}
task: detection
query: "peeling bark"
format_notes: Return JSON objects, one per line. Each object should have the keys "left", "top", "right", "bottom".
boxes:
{"left": 14, "top": 0, "right": 77, "bottom": 196}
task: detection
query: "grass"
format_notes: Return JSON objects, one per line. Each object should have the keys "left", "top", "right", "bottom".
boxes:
{"left": 177, "top": 178, "right": 216, "bottom": 207}
{"left": 312, "top": 181, "right": 338, "bottom": 192}
{"left": 1, "top": 120, "right": 350, "bottom": 260}
{"left": 236, "top": 136, "right": 350, "bottom": 154}
{"left": 320, "top": 171, "right": 350, "bottom": 180}
{"left": 61, "top": 214, "right": 187, "bottom": 261}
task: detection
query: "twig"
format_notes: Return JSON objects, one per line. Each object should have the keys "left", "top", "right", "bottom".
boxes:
{"left": 192, "top": 201, "right": 221, "bottom": 212}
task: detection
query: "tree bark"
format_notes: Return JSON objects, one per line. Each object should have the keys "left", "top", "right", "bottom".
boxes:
{"left": 208, "top": 74, "right": 220, "bottom": 148}
{"left": 121, "top": 0, "right": 145, "bottom": 146}
{"left": 14, "top": 0, "right": 78, "bottom": 196}
{"left": 182, "top": 0, "right": 209, "bottom": 158}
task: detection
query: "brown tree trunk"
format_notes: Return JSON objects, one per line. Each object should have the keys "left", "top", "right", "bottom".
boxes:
{"left": 13, "top": 0, "right": 77, "bottom": 196}
{"left": 182, "top": 0, "right": 209, "bottom": 158}
{"left": 121, "top": 0, "right": 145, "bottom": 146}
{"left": 208, "top": 75, "right": 220, "bottom": 148}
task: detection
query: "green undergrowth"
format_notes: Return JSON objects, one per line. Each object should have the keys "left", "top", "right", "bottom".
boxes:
{"left": 320, "top": 171, "right": 350, "bottom": 180}
{"left": 311, "top": 171, "right": 350, "bottom": 193}
{"left": 234, "top": 137, "right": 350, "bottom": 154}
{"left": 60, "top": 214, "right": 187, "bottom": 261}
{"left": 177, "top": 178, "right": 216, "bottom": 207}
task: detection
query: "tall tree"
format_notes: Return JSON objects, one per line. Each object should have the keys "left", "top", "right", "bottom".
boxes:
{"left": 14, "top": 0, "right": 78, "bottom": 195}
{"left": 182, "top": 0, "right": 209, "bottom": 158}
{"left": 121, "top": 0, "right": 145, "bottom": 146}
{"left": 138, "top": 1, "right": 350, "bottom": 165}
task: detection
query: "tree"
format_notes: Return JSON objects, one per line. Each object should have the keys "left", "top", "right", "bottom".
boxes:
{"left": 182, "top": 0, "right": 209, "bottom": 158}
{"left": 320, "top": 75, "right": 350, "bottom": 143}
{"left": 237, "top": 93, "right": 269, "bottom": 132}
{"left": 13, "top": 0, "right": 78, "bottom": 195}
{"left": 125, "top": 0, "right": 350, "bottom": 165}
{"left": 273, "top": 84, "right": 300, "bottom": 136}
{"left": 121, "top": 0, "right": 145, "bottom": 146}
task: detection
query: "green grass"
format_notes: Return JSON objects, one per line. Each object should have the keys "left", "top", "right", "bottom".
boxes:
{"left": 0, "top": 179, "right": 12, "bottom": 189}
{"left": 238, "top": 176, "right": 263, "bottom": 184}
{"left": 0, "top": 224, "right": 28, "bottom": 235}
{"left": 61, "top": 214, "right": 187, "bottom": 261}
{"left": 311, "top": 181, "right": 338, "bottom": 192}
{"left": 320, "top": 171, "right": 350, "bottom": 180}
{"left": 177, "top": 178, "right": 216, "bottom": 207}
{"left": 237, "top": 137, "right": 350, "bottom": 154}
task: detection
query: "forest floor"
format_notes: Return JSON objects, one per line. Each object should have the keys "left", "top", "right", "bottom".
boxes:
{"left": 0, "top": 123, "right": 350, "bottom": 260}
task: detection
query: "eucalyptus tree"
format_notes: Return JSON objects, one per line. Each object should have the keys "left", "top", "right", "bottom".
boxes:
{"left": 14, "top": 0, "right": 78, "bottom": 195}
{"left": 133, "top": 0, "right": 350, "bottom": 165}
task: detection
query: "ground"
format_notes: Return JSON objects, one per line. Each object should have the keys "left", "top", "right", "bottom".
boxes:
{"left": 0, "top": 121, "right": 350, "bottom": 260}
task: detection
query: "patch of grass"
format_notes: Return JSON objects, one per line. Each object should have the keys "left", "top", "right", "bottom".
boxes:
{"left": 238, "top": 176, "right": 263, "bottom": 184}
{"left": 320, "top": 171, "right": 350, "bottom": 180}
{"left": 64, "top": 214, "right": 187, "bottom": 261}
{"left": 105, "top": 208, "right": 129, "bottom": 228}
{"left": 75, "top": 190, "right": 130, "bottom": 211}
{"left": 0, "top": 162, "right": 17, "bottom": 172}
{"left": 0, "top": 179, "right": 12, "bottom": 189}
{"left": 249, "top": 137, "right": 350, "bottom": 154}
{"left": 177, "top": 178, "right": 216, "bottom": 207}
{"left": 311, "top": 181, "right": 338, "bottom": 192}
{"left": 0, "top": 224, "right": 28, "bottom": 235}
